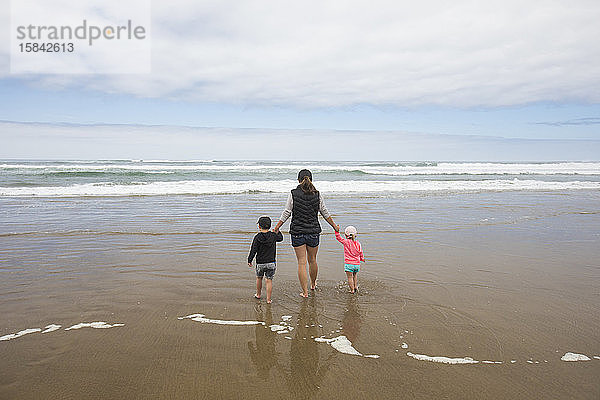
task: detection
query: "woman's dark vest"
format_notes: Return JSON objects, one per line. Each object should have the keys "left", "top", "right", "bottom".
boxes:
{"left": 289, "top": 186, "right": 321, "bottom": 235}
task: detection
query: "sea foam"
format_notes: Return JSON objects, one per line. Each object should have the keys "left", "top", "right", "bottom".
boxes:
{"left": 2, "top": 162, "right": 599, "bottom": 175}
{"left": 65, "top": 322, "right": 124, "bottom": 330}
{"left": 561, "top": 352, "right": 591, "bottom": 362}
{"left": 41, "top": 324, "right": 61, "bottom": 333}
{"left": 178, "top": 313, "right": 265, "bottom": 326}
{"left": 2, "top": 179, "right": 599, "bottom": 197}
{"left": 0, "top": 328, "right": 41, "bottom": 341}
{"left": 314, "top": 335, "right": 379, "bottom": 358}
{"left": 406, "top": 352, "right": 479, "bottom": 364}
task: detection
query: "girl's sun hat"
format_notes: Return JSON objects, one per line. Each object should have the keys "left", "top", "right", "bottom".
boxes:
{"left": 344, "top": 226, "right": 357, "bottom": 236}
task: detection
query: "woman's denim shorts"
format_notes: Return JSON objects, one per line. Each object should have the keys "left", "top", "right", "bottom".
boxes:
{"left": 291, "top": 233, "right": 320, "bottom": 248}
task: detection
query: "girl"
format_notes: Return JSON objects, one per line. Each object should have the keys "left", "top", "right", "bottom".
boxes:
{"left": 335, "top": 226, "right": 365, "bottom": 293}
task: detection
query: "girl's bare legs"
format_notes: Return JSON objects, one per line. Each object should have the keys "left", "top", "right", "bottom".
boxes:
{"left": 265, "top": 278, "right": 273, "bottom": 303}
{"left": 345, "top": 271, "right": 355, "bottom": 293}
{"left": 353, "top": 272, "right": 358, "bottom": 291}
{"left": 306, "top": 245, "right": 319, "bottom": 290}
{"left": 294, "top": 245, "right": 309, "bottom": 297}
{"left": 255, "top": 277, "right": 263, "bottom": 298}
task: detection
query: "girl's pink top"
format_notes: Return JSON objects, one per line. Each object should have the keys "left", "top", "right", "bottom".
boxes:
{"left": 335, "top": 231, "right": 365, "bottom": 265}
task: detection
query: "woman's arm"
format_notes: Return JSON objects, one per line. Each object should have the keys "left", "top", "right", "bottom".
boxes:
{"left": 325, "top": 216, "right": 340, "bottom": 232}
{"left": 273, "top": 220, "right": 284, "bottom": 232}
{"left": 274, "top": 193, "right": 293, "bottom": 232}
{"left": 319, "top": 194, "right": 339, "bottom": 232}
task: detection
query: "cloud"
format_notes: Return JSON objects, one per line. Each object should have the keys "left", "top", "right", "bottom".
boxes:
{"left": 1, "top": 120, "right": 599, "bottom": 161}
{"left": 2, "top": 0, "right": 600, "bottom": 107}
{"left": 534, "top": 117, "right": 600, "bottom": 126}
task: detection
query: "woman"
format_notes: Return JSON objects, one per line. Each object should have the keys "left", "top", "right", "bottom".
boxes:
{"left": 273, "top": 169, "right": 339, "bottom": 297}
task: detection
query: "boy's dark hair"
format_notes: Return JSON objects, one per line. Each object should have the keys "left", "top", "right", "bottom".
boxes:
{"left": 258, "top": 216, "right": 271, "bottom": 229}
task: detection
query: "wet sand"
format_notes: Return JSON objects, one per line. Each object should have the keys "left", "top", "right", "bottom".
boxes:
{"left": 1, "top": 192, "right": 599, "bottom": 399}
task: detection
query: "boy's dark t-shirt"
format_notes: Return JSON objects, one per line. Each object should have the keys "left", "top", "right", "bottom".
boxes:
{"left": 248, "top": 231, "right": 284, "bottom": 264}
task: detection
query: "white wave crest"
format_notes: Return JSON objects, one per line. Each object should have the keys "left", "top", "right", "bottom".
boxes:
{"left": 357, "top": 162, "right": 600, "bottom": 176}
{"left": 1, "top": 162, "right": 599, "bottom": 175}
{"left": 1, "top": 179, "right": 599, "bottom": 197}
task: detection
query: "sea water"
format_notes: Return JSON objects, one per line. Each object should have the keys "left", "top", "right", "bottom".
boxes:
{"left": 1, "top": 160, "right": 599, "bottom": 399}
{"left": 1, "top": 160, "right": 599, "bottom": 197}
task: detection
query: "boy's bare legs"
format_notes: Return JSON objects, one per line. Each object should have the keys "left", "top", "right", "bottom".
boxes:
{"left": 265, "top": 278, "right": 273, "bottom": 303}
{"left": 294, "top": 245, "right": 309, "bottom": 297}
{"left": 353, "top": 272, "right": 358, "bottom": 291}
{"left": 255, "top": 277, "right": 263, "bottom": 299}
{"left": 307, "top": 245, "right": 319, "bottom": 290}
{"left": 346, "top": 271, "right": 355, "bottom": 293}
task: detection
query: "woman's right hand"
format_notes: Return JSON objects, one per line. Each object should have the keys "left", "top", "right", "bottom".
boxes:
{"left": 273, "top": 220, "right": 283, "bottom": 233}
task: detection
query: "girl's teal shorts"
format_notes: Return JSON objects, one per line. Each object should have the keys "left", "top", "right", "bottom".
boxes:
{"left": 344, "top": 263, "right": 360, "bottom": 273}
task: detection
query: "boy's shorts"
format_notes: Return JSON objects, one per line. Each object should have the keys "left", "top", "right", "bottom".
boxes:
{"left": 344, "top": 263, "right": 360, "bottom": 273}
{"left": 256, "top": 262, "right": 276, "bottom": 279}
{"left": 291, "top": 233, "right": 320, "bottom": 248}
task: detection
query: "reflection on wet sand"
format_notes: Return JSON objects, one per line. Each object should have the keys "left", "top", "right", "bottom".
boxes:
{"left": 248, "top": 305, "right": 278, "bottom": 380}
{"left": 247, "top": 297, "right": 335, "bottom": 399}
{"left": 342, "top": 295, "right": 362, "bottom": 344}
{"left": 284, "top": 297, "right": 333, "bottom": 400}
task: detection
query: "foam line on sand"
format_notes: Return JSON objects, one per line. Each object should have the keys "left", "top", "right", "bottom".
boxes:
{"left": 406, "top": 352, "right": 480, "bottom": 364}
{"left": 65, "top": 322, "right": 125, "bottom": 330}
{"left": 0, "top": 328, "right": 41, "bottom": 341}
{"left": 315, "top": 335, "right": 379, "bottom": 358}
{"left": 41, "top": 324, "right": 61, "bottom": 333}
{"left": 561, "top": 352, "right": 591, "bottom": 362}
{"left": 178, "top": 313, "right": 265, "bottom": 326}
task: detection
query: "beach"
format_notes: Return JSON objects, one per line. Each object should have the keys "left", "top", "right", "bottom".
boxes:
{"left": 1, "top": 161, "right": 599, "bottom": 399}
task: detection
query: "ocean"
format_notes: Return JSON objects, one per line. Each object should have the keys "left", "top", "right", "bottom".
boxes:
{"left": 1, "top": 160, "right": 599, "bottom": 399}
{"left": 1, "top": 160, "right": 600, "bottom": 196}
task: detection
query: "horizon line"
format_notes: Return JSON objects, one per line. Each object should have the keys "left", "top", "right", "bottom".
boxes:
{"left": 3, "top": 119, "right": 600, "bottom": 143}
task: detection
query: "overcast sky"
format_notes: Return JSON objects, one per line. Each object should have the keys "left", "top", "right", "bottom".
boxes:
{"left": 0, "top": 0, "right": 599, "bottom": 160}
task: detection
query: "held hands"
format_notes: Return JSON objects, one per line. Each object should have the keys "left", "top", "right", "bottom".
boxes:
{"left": 334, "top": 224, "right": 340, "bottom": 232}
{"left": 248, "top": 262, "right": 253, "bottom": 268}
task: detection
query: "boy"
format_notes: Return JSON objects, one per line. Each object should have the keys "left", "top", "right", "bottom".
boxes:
{"left": 248, "top": 216, "right": 283, "bottom": 303}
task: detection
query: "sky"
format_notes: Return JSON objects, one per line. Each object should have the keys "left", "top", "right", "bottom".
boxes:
{"left": 0, "top": 0, "right": 599, "bottom": 160}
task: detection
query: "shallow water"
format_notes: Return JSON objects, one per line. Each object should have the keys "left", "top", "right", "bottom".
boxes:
{"left": 1, "top": 191, "right": 599, "bottom": 399}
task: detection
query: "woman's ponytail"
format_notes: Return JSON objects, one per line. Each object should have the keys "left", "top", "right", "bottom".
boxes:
{"left": 300, "top": 175, "right": 318, "bottom": 194}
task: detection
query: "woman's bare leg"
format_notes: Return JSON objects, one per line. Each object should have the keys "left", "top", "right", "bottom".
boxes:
{"left": 294, "top": 245, "right": 309, "bottom": 297}
{"left": 307, "top": 245, "right": 319, "bottom": 290}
